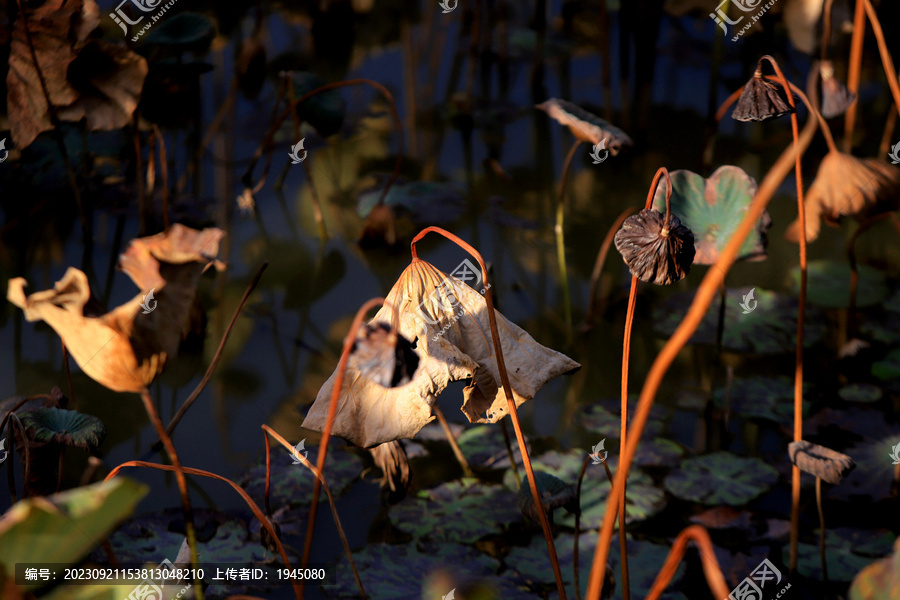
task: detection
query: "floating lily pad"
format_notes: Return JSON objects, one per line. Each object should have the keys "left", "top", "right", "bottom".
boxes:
{"left": 390, "top": 479, "right": 522, "bottom": 544}
{"left": 850, "top": 536, "right": 900, "bottom": 600}
{"left": 503, "top": 451, "right": 666, "bottom": 528}
{"left": 357, "top": 178, "right": 467, "bottom": 225}
{"left": 0, "top": 478, "right": 148, "bottom": 592}
{"left": 240, "top": 445, "right": 362, "bottom": 508}
{"left": 653, "top": 287, "right": 827, "bottom": 354}
{"left": 872, "top": 349, "right": 900, "bottom": 382}
{"left": 786, "top": 528, "right": 894, "bottom": 582}
{"left": 328, "top": 543, "right": 500, "bottom": 599}
{"left": 712, "top": 376, "right": 810, "bottom": 422}
{"left": 840, "top": 383, "right": 884, "bottom": 403}
{"left": 577, "top": 397, "right": 669, "bottom": 439}
{"left": 290, "top": 72, "right": 347, "bottom": 137}
{"left": 652, "top": 166, "right": 770, "bottom": 265}
{"left": 632, "top": 437, "right": 685, "bottom": 468}
{"left": 18, "top": 407, "right": 106, "bottom": 450}
{"left": 517, "top": 471, "right": 577, "bottom": 523}
{"left": 455, "top": 424, "right": 528, "bottom": 470}
{"left": 664, "top": 452, "right": 778, "bottom": 506}
{"left": 790, "top": 260, "right": 888, "bottom": 309}
{"left": 502, "top": 533, "right": 686, "bottom": 600}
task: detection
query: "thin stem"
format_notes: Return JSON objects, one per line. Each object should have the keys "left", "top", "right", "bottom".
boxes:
{"left": 843, "top": 0, "right": 866, "bottom": 152}
{"left": 585, "top": 89, "right": 820, "bottom": 600}
{"left": 862, "top": 0, "right": 900, "bottom": 121}
{"left": 157, "top": 262, "right": 268, "bottom": 446}
{"left": 433, "top": 405, "right": 474, "bottom": 478}
{"left": 821, "top": 0, "right": 834, "bottom": 63}
{"left": 410, "top": 227, "right": 567, "bottom": 600}
{"left": 105, "top": 460, "right": 300, "bottom": 600}
{"left": 139, "top": 389, "right": 204, "bottom": 600}
{"left": 152, "top": 125, "right": 170, "bottom": 231}
{"left": 264, "top": 431, "right": 272, "bottom": 518}
{"left": 759, "top": 55, "right": 807, "bottom": 575}
{"left": 263, "top": 425, "right": 367, "bottom": 599}
{"left": 584, "top": 207, "right": 636, "bottom": 329}
{"left": 61, "top": 342, "right": 76, "bottom": 410}
{"left": 56, "top": 447, "right": 64, "bottom": 493}
{"left": 556, "top": 140, "right": 582, "bottom": 335}
{"left": 847, "top": 213, "right": 891, "bottom": 339}
{"left": 500, "top": 419, "right": 521, "bottom": 490}
{"left": 644, "top": 526, "right": 730, "bottom": 600}
{"left": 816, "top": 477, "right": 828, "bottom": 584}
{"left": 300, "top": 297, "right": 386, "bottom": 588}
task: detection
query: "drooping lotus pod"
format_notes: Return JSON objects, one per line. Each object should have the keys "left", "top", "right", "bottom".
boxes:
{"left": 819, "top": 60, "right": 856, "bottom": 119}
{"left": 301, "top": 259, "right": 581, "bottom": 447}
{"left": 732, "top": 67, "right": 795, "bottom": 122}
{"left": 614, "top": 209, "right": 695, "bottom": 285}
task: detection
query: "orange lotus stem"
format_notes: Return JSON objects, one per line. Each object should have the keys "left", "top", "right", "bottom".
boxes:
{"left": 645, "top": 526, "right": 729, "bottom": 600}
{"left": 843, "top": 0, "right": 866, "bottom": 152}
{"left": 410, "top": 226, "right": 568, "bottom": 600}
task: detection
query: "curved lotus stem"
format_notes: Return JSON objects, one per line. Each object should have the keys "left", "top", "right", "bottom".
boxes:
{"left": 410, "top": 226, "right": 568, "bottom": 600}
{"left": 644, "top": 526, "right": 729, "bottom": 600}
{"left": 300, "top": 297, "right": 386, "bottom": 588}
{"left": 585, "top": 87, "right": 820, "bottom": 600}
{"left": 105, "top": 460, "right": 300, "bottom": 600}
{"left": 557, "top": 140, "right": 582, "bottom": 334}
{"left": 862, "top": 0, "right": 900, "bottom": 122}
{"left": 843, "top": 0, "right": 866, "bottom": 152}
{"left": 584, "top": 207, "right": 637, "bottom": 329}
{"left": 262, "top": 425, "right": 366, "bottom": 599}
{"left": 573, "top": 455, "right": 615, "bottom": 600}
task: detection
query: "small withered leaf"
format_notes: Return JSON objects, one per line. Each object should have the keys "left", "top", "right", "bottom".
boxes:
{"left": 536, "top": 98, "right": 633, "bottom": 155}
{"left": 819, "top": 61, "right": 856, "bottom": 119}
{"left": 788, "top": 440, "right": 855, "bottom": 485}
{"left": 732, "top": 70, "right": 795, "bottom": 122}
{"left": 614, "top": 209, "right": 695, "bottom": 285}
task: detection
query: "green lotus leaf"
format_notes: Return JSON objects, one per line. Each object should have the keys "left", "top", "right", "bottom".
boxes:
{"left": 18, "top": 407, "right": 106, "bottom": 450}
{"left": 785, "top": 528, "right": 894, "bottom": 582}
{"left": 790, "top": 260, "right": 888, "bottom": 309}
{"left": 0, "top": 478, "right": 147, "bottom": 592}
{"left": 517, "top": 471, "right": 577, "bottom": 523}
{"left": 357, "top": 178, "right": 467, "bottom": 224}
{"left": 850, "top": 536, "right": 900, "bottom": 600}
{"left": 664, "top": 452, "right": 778, "bottom": 506}
{"left": 502, "top": 532, "right": 686, "bottom": 600}
{"left": 653, "top": 287, "right": 827, "bottom": 354}
{"left": 577, "top": 397, "right": 668, "bottom": 439}
{"left": 389, "top": 479, "right": 522, "bottom": 544}
{"left": 632, "top": 438, "right": 685, "bottom": 468}
{"left": 455, "top": 424, "right": 528, "bottom": 470}
{"left": 712, "top": 376, "right": 810, "bottom": 422}
{"left": 328, "top": 542, "right": 501, "bottom": 599}
{"left": 290, "top": 72, "right": 347, "bottom": 137}
{"left": 652, "top": 166, "right": 770, "bottom": 265}
{"left": 872, "top": 349, "right": 900, "bottom": 382}
{"left": 503, "top": 451, "right": 666, "bottom": 528}
{"left": 839, "top": 383, "right": 884, "bottom": 403}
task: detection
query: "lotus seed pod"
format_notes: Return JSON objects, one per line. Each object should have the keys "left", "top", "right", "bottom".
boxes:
{"left": 614, "top": 209, "right": 695, "bottom": 285}
{"left": 732, "top": 68, "right": 795, "bottom": 122}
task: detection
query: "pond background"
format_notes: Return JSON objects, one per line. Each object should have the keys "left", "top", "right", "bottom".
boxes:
{"left": 2, "top": 0, "right": 900, "bottom": 598}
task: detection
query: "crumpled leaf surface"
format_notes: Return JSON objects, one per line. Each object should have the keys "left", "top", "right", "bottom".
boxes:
{"left": 7, "top": 224, "right": 224, "bottom": 392}
{"left": 302, "top": 259, "right": 580, "bottom": 448}
{"left": 6, "top": 0, "right": 148, "bottom": 148}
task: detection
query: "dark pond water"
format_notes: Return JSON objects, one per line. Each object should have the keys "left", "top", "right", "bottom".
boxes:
{"left": 2, "top": 0, "right": 900, "bottom": 599}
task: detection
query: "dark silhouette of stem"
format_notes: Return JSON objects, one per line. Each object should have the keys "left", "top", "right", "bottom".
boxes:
{"left": 434, "top": 405, "right": 474, "bottom": 478}
{"left": 583, "top": 206, "right": 636, "bottom": 329}
{"left": 556, "top": 140, "right": 582, "bottom": 334}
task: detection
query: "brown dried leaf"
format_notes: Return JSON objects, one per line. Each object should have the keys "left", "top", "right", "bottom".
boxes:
{"left": 785, "top": 151, "right": 900, "bottom": 242}
{"left": 301, "top": 259, "right": 580, "bottom": 447}
{"left": 7, "top": 225, "right": 224, "bottom": 392}
{"left": 6, "top": 0, "right": 147, "bottom": 148}
{"left": 788, "top": 440, "right": 856, "bottom": 485}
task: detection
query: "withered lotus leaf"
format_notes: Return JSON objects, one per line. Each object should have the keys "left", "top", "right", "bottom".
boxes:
{"left": 819, "top": 61, "right": 856, "bottom": 119}
{"left": 614, "top": 209, "right": 695, "bottom": 285}
{"left": 785, "top": 151, "right": 900, "bottom": 242}
{"left": 732, "top": 69, "right": 795, "bottom": 122}
{"left": 788, "top": 440, "right": 855, "bottom": 485}
{"left": 7, "top": 225, "right": 224, "bottom": 393}
{"left": 7, "top": 0, "right": 148, "bottom": 148}
{"left": 536, "top": 98, "right": 633, "bottom": 155}
{"left": 302, "top": 259, "right": 581, "bottom": 448}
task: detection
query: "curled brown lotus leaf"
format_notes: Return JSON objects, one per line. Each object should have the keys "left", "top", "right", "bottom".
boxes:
{"left": 614, "top": 209, "right": 695, "bottom": 285}
{"left": 785, "top": 151, "right": 900, "bottom": 242}
{"left": 7, "top": 225, "right": 225, "bottom": 393}
{"left": 302, "top": 259, "right": 581, "bottom": 448}
{"left": 7, "top": 0, "right": 148, "bottom": 148}
{"left": 788, "top": 440, "right": 855, "bottom": 485}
